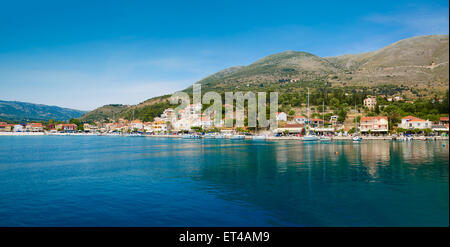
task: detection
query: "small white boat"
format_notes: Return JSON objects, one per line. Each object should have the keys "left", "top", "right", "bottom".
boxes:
{"left": 230, "top": 134, "right": 246, "bottom": 140}
{"left": 319, "top": 136, "right": 331, "bottom": 142}
{"left": 203, "top": 133, "right": 215, "bottom": 138}
{"left": 182, "top": 134, "right": 201, "bottom": 139}
{"left": 303, "top": 135, "right": 319, "bottom": 141}
{"left": 252, "top": 135, "right": 266, "bottom": 140}
{"left": 397, "top": 136, "right": 406, "bottom": 141}
{"left": 214, "top": 134, "right": 225, "bottom": 139}
{"left": 406, "top": 136, "right": 413, "bottom": 141}
{"left": 128, "top": 133, "right": 144, "bottom": 137}
{"left": 352, "top": 136, "right": 362, "bottom": 142}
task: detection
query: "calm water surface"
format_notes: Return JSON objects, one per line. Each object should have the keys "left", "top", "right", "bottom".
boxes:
{"left": 0, "top": 136, "right": 448, "bottom": 226}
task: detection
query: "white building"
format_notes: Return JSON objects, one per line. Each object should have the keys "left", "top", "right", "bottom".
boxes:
{"left": 294, "top": 115, "right": 307, "bottom": 125}
{"left": 131, "top": 120, "right": 144, "bottom": 130}
{"left": 399, "top": 116, "right": 432, "bottom": 130}
{"left": 363, "top": 97, "right": 377, "bottom": 110}
{"left": 330, "top": 115, "right": 339, "bottom": 124}
{"left": 276, "top": 112, "right": 287, "bottom": 122}
{"left": 13, "top": 125, "right": 24, "bottom": 132}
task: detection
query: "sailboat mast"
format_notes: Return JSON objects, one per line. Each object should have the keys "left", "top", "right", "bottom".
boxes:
{"left": 322, "top": 101, "right": 325, "bottom": 124}
{"left": 307, "top": 88, "right": 310, "bottom": 125}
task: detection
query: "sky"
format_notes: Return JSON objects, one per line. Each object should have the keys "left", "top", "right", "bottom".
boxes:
{"left": 0, "top": 0, "right": 448, "bottom": 110}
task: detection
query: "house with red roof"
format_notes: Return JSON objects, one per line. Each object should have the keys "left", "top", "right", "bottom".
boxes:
{"left": 294, "top": 115, "right": 307, "bottom": 125}
{"left": 56, "top": 123, "right": 77, "bottom": 132}
{"left": 399, "top": 116, "right": 431, "bottom": 130}
{"left": 310, "top": 118, "right": 324, "bottom": 128}
{"left": 275, "top": 123, "right": 303, "bottom": 134}
{"left": 0, "top": 122, "right": 14, "bottom": 132}
{"left": 25, "top": 123, "right": 44, "bottom": 132}
{"left": 432, "top": 117, "right": 450, "bottom": 133}
{"left": 360, "top": 116, "right": 388, "bottom": 133}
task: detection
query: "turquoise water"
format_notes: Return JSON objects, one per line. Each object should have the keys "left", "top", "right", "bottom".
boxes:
{"left": 0, "top": 136, "right": 448, "bottom": 226}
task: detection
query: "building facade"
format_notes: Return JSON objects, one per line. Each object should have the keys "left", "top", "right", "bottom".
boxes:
{"left": 360, "top": 116, "right": 389, "bottom": 133}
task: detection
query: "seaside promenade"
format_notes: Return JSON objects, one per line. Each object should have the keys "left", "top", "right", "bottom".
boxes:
{"left": 2, "top": 132, "right": 448, "bottom": 141}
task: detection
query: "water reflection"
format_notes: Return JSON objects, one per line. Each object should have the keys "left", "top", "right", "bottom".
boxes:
{"left": 0, "top": 137, "right": 448, "bottom": 226}
{"left": 189, "top": 140, "right": 448, "bottom": 226}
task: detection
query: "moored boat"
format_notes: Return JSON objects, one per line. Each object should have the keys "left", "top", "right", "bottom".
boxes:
{"left": 252, "top": 135, "right": 266, "bottom": 140}
{"left": 319, "top": 135, "right": 331, "bottom": 142}
{"left": 182, "top": 134, "right": 201, "bottom": 139}
{"left": 303, "top": 134, "right": 319, "bottom": 141}
{"left": 352, "top": 136, "right": 362, "bottom": 142}
{"left": 230, "top": 134, "right": 245, "bottom": 140}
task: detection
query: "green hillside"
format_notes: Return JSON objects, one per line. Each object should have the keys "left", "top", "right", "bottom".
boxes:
{"left": 80, "top": 35, "right": 449, "bottom": 122}
{"left": 0, "top": 100, "right": 86, "bottom": 122}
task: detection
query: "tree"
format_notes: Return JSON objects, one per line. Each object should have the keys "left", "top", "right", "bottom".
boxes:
{"left": 424, "top": 128, "right": 432, "bottom": 136}
{"left": 288, "top": 110, "right": 295, "bottom": 116}
{"left": 374, "top": 104, "right": 380, "bottom": 115}
{"left": 348, "top": 127, "right": 356, "bottom": 134}
{"left": 191, "top": 126, "right": 203, "bottom": 133}
{"left": 69, "top": 118, "right": 81, "bottom": 126}
{"left": 336, "top": 107, "right": 347, "bottom": 122}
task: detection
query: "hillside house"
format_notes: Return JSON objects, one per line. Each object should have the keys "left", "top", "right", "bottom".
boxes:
{"left": 360, "top": 116, "right": 389, "bottom": 134}
{"left": 398, "top": 116, "right": 431, "bottom": 130}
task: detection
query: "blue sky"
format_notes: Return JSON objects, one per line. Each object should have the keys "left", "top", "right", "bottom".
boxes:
{"left": 0, "top": 0, "right": 448, "bottom": 110}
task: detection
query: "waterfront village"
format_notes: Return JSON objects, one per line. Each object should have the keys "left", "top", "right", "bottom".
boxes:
{"left": 1, "top": 96, "right": 449, "bottom": 140}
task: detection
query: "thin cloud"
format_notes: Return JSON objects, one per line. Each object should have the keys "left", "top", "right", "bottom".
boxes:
{"left": 365, "top": 7, "right": 449, "bottom": 35}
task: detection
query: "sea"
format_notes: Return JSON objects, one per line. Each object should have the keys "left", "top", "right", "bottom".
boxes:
{"left": 0, "top": 136, "right": 448, "bottom": 226}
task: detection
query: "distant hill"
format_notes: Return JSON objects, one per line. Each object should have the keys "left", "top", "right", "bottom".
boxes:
{"left": 81, "top": 34, "right": 449, "bottom": 122}
{"left": 78, "top": 104, "right": 130, "bottom": 122}
{"left": 0, "top": 100, "right": 86, "bottom": 122}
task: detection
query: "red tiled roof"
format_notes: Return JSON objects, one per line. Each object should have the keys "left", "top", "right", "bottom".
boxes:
{"left": 29, "top": 123, "right": 43, "bottom": 127}
{"left": 409, "top": 119, "right": 427, "bottom": 122}
{"left": 294, "top": 115, "right": 306, "bottom": 119}
{"left": 402, "top": 115, "right": 419, "bottom": 120}
{"left": 440, "top": 117, "right": 449, "bottom": 121}
{"left": 311, "top": 118, "right": 324, "bottom": 122}
{"left": 361, "top": 116, "right": 387, "bottom": 121}
{"left": 283, "top": 123, "right": 303, "bottom": 128}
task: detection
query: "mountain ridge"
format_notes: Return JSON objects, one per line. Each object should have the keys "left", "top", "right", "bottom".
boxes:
{"left": 0, "top": 100, "right": 86, "bottom": 122}
{"left": 80, "top": 34, "right": 449, "bottom": 122}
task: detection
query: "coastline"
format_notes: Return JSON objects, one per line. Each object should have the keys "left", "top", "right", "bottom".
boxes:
{"left": 1, "top": 132, "right": 448, "bottom": 140}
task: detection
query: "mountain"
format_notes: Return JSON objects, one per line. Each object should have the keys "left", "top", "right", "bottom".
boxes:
{"left": 326, "top": 35, "right": 449, "bottom": 87}
{"left": 81, "top": 34, "right": 449, "bottom": 122}
{"left": 78, "top": 104, "right": 130, "bottom": 122}
{"left": 0, "top": 100, "right": 86, "bottom": 122}
{"left": 194, "top": 51, "right": 341, "bottom": 92}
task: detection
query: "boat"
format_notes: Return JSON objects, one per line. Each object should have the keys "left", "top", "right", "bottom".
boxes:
{"left": 214, "top": 134, "right": 225, "bottom": 139}
{"left": 319, "top": 135, "right": 332, "bottom": 142}
{"left": 182, "top": 134, "right": 201, "bottom": 139}
{"left": 252, "top": 135, "right": 266, "bottom": 140}
{"left": 203, "top": 133, "right": 216, "bottom": 138}
{"left": 230, "top": 134, "right": 246, "bottom": 140}
{"left": 128, "top": 133, "right": 144, "bottom": 137}
{"left": 318, "top": 93, "right": 331, "bottom": 142}
{"left": 406, "top": 136, "right": 413, "bottom": 141}
{"left": 352, "top": 101, "right": 362, "bottom": 142}
{"left": 303, "top": 88, "right": 318, "bottom": 142}
{"left": 303, "top": 134, "right": 319, "bottom": 141}
{"left": 352, "top": 136, "right": 362, "bottom": 141}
